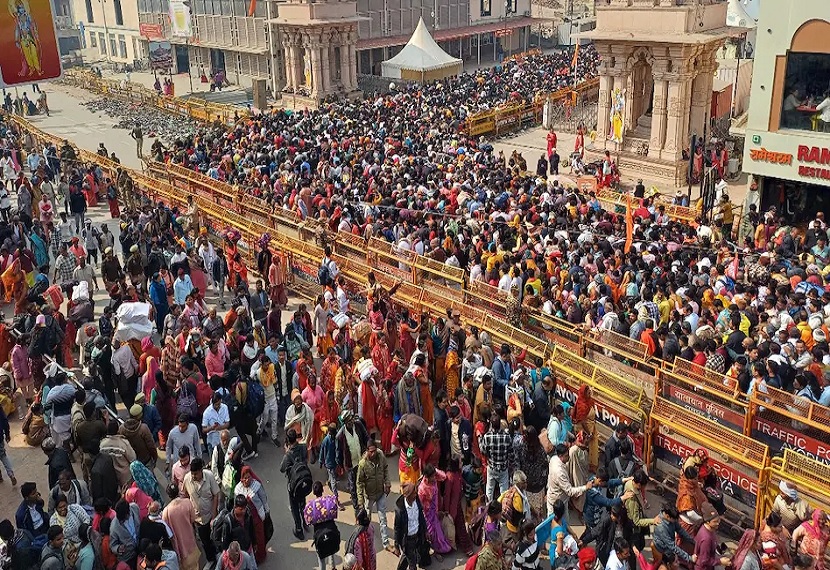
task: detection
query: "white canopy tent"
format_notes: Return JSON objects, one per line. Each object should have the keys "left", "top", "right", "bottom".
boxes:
{"left": 381, "top": 17, "right": 463, "bottom": 81}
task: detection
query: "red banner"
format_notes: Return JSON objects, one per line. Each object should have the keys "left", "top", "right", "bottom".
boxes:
{"left": 140, "top": 23, "right": 164, "bottom": 39}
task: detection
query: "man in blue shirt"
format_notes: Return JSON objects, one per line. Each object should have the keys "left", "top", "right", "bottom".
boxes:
{"left": 173, "top": 268, "right": 194, "bottom": 305}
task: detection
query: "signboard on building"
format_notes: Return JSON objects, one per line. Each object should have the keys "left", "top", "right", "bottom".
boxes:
{"left": 149, "top": 41, "right": 173, "bottom": 71}
{"left": 743, "top": 129, "right": 830, "bottom": 188}
{"left": 168, "top": 0, "right": 193, "bottom": 38}
{"left": 0, "top": 0, "right": 63, "bottom": 87}
{"left": 140, "top": 23, "right": 164, "bottom": 40}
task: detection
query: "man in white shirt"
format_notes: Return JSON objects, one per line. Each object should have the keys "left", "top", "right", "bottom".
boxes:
{"left": 336, "top": 276, "right": 349, "bottom": 314}
{"left": 547, "top": 443, "right": 592, "bottom": 521}
{"left": 201, "top": 394, "right": 230, "bottom": 454}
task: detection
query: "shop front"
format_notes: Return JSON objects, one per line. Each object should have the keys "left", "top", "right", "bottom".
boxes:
{"left": 745, "top": 139, "right": 830, "bottom": 222}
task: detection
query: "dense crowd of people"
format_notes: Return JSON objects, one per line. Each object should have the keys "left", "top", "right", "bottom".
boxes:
{"left": 0, "top": 41, "right": 827, "bottom": 570}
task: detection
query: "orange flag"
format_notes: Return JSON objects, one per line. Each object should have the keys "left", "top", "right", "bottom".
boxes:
{"left": 624, "top": 193, "right": 633, "bottom": 254}
{"left": 571, "top": 42, "right": 580, "bottom": 69}
{"left": 248, "top": 0, "right": 256, "bottom": 16}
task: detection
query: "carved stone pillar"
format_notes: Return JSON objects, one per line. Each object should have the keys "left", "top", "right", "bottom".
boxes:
{"left": 309, "top": 35, "right": 323, "bottom": 97}
{"left": 663, "top": 75, "right": 692, "bottom": 161}
{"left": 595, "top": 72, "right": 613, "bottom": 142}
{"left": 348, "top": 32, "right": 358, "bottom": 91}
{"left": 648, "top": 58, "right": 670, "bottom": 159}
{"left": 320, "top": 43, "right": 332, "bottom": 95}
{"left": 282, "top": 41, "right": 294, "bottom": 91}
{"left": 688, "top": 70, "right": 709, "bottom": 140}
{"left": 290, "top": 41, "right": 303, "bottom": 90}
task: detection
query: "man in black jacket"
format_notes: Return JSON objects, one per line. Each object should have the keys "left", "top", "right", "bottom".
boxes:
{"left": 526, "top": 374, "right": 555, "bottom": 433}
{"left": 280, "top": 428, "right": 310, "bottom": 540}
{"left": 580, "top": 503, "right": 633, "bottom": 565}
{"left": 393, "top": 482, "right": 428, "bottom": 570}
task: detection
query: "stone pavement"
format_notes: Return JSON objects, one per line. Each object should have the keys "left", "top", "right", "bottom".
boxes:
{"left": 490, "top": 125, "right": 751, "bottom": 207}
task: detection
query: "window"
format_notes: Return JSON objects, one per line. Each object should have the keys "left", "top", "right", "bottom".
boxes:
{"left": 89, "top": 31, "right": 97, "bottom": 48}
{"left": 114, "top": 0, "right": 124, "bottom": 25}
{"left": 118, "top": 34, "right": 127, "bottom": 58}
{"left": 481, "top": 0, "right": 491, "bottom": 17}
{"left": 99, "top": 32, "right": 107, "bottom": 54}
{"left": 780, "top": 52, "right": 830, "bottom": 132}
{"left": 85, "top": 0, "right": 94, "bottom": 22}
{"left": 109, "top": 34, "right": 118, "bottom": 57}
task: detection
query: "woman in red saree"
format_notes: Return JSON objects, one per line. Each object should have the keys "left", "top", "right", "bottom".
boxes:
{"left": 320, "top": 390, "right": 340, "bottom": 440}
{"left": 235, "top": 466, "right": 271, "bottom": 563}
{"left": 83, "top": 169, "right": 98, "bottom": 207}
{"left": 793, "top": 509, "right": 830, "bottom": 570}
{"left": 377, "top": 379, "right": 395, "bottom": 455}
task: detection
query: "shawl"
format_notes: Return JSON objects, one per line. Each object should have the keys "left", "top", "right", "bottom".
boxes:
{"left": 676, "top": 474, "right": 706, "bottom": 514}
{"left": 801, "top": 509, "right": 827, "bottom": 541}
{"left": 129, "top": 460, "right": 162, "bottom": 502}
{"left": 396, "top": 377, "right": 421, "bottom": 417}
{"left": 732, "top": 529, "right": 758, "bottom": 570}
{"left": 142, "top": 357, "right": 160, "bottom": 402}
{"left": 221, "top": 550, "right": 245, "bottom": 570}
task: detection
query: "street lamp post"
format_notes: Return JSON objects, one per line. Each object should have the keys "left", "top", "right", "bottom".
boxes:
{"left": 98, "top": 0, "right": 112, "bottom": 62}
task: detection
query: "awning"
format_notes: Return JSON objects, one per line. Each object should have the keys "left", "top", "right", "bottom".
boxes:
{"left": 358, "top": 16, "right": 538, "bottom": 51}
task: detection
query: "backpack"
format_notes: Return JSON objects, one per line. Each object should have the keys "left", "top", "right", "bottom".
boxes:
{"left": 318, "top": 259, "right": 332, "bottom": 287}
{"left": 288, "top": 459, "right": 313, "bottom": 498}
{"left": 245, "top": 378, "right": 265, "bottom": 417}
{"left": 217, "top": 386, "right": 238, "bottom": 420}
{"left": 611, "top": 457, "right": 635, "bottom": 498}
{"left": 221, "top": 462, "right": 238, "bottom": 499}
{"left": 313, "top": 525, "right": 341, "bottom": 558}
{"left": 195, "top": 381, "right": 213, "bottom": 413}
{"left": 176, "top": 381, "right": 199, "bottom": 422}
{"left": 210, "top": 509, "right": 232, "bottom": 552}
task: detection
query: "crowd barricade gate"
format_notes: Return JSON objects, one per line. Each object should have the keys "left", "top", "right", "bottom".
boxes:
{"left": 748, "top": 386, "right": 830, "bottom": 467}
{"left": 648, "top": 397, "right": 770, "bottom": 535}
{"left": 479, "top": 314, "right": 548, "bottom": 361}
{"left": 466, "top": 112, "right": 496, "bottom": 137}
{"left": 331, "top": 231, "right": 368, "bottom": 266}
{"left": 658, "top": 363, "right": 751, "bottom": 435}
{"left": 583, "top": 328, "right": 658, "bottom": 399}
{"left": 366, "top": 237, "right": 417, "bottom": 283}
{"left": 524, "top": 311, "right": 583, "bottom": 355}
{"left": 413, "top": 256, "right": 465, "bottom": 292}
{"left": 548, "top": 345, "right": 649, "bottom": 445}
{"left": 464, "top": 280, "right": 507, "bottom": 317}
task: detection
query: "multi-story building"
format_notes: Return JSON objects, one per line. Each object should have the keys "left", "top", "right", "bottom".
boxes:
{"left": 55, "top": 0, "right": 82, "bottom": 55}
{"left": 356, "top": 0, "right": 536, "bottom": 74}
{"left": 137, "top": 0, "right": 283, "bottom": 96}
{"left": 742, "top": 0, "right": 830, "bottom": 222}
{"left": 72, "top": 0, "right": 144, "bottom": 64}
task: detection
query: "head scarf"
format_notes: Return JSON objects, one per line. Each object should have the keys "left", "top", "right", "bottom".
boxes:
{"left": 732, "top": 529, "right": 758, "bottom": 570}
{"left": 573, "top": 384, "right": 593, "bottom": 423}
{"left": 129, "top": 461, "right": 161, "bottom": 502}
{"left": 143, "top": 356, "right": 160, "bottom": 401}
{"left": 140, "top": 336, "right": 154, "bottom": 352}
{"left": 801, "top": 509, "right": 828, "bottom": 541}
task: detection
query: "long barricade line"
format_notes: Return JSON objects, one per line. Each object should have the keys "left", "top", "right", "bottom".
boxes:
{"left": 61, "top": 69, "right": 248, "bottom": 126}
{"left": 9, "top": 115, "right": 830, "bottom": 541}
{"left": 465, "top": 77, "right": 600, "bottom": 138}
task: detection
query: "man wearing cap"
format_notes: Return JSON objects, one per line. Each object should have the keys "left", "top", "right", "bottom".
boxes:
{"left": 693, "top": 511, "right": 731, "bottom": 570}
{"left": 337, "top": 410, "right": 369, "bottom": 510}
{"left": 772, "top": 480, "right": 811, "bottom": 533}
{"left": 126, "top": 244, "right": 144, "bottom": 287}
{"left": 356, "top": 438, "right": 393, "bottom": 551}
{"left": 119, "top": 403, "right": 158, "bottom": 468}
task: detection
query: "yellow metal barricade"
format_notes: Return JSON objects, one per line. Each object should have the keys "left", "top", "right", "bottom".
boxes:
{"left": 584, "top": 328, "right": 658, "bottom": 398}
{"left": 749, "top": 385, "right": 830, "bottom": 466}
{"left": 648, "top": 397, "right": 770, "bottom": 534}
{"left": 659, "top": 360, "right": 750, "bottom": 434}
